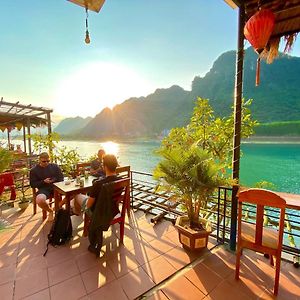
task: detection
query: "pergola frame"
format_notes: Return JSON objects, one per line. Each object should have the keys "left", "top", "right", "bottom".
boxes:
{"left": 224, "top": 0, "right": 300, "bottom": 250}
{"left": 0, "top": 97, "right": 53, "bottom": 155}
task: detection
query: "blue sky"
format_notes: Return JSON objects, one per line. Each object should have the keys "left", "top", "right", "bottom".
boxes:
{"left": 1, "top": 1, "right": 299, "bottom": 120}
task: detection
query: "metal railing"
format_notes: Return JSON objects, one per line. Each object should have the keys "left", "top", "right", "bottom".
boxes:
{"left": 130, "top": 170, "right": 300, "bottom": 265}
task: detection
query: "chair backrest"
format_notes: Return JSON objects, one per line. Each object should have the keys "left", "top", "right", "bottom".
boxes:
{"left": 76, "top": 162, "right": 91, "bottom": 176}
{"left": 109, "top": 177, "right": 130, "bottom": 217}
{"left": 238, "top": 188, "right": 286, "bottom": 249}
{"left": 116, "top": 165, "right": 130, "bottom": 179}
{"left": 0, "top": 172, "right": 16, "bottom": 200}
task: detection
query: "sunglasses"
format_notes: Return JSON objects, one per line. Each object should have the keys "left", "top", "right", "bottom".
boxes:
{"left": 41, "top": 160, "right": 50, "bottom": 163}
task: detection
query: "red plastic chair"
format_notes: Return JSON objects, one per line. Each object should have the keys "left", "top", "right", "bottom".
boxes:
{"left": 235, "top": 188, "right": 286, "bottom": 296}
{"left": 0, "top": 172, "right": 16, "bottom": 201}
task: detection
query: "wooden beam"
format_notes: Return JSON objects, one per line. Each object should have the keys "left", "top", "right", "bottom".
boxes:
{"left": 230, "top": 4, "right": 245, "bottom": 252}
{"left": 224, "top": 0, "right": 240, "bottom": 9}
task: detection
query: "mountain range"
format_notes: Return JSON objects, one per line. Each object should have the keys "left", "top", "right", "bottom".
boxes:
{"left": 54, "top": 48, "right": 300, "bottom": 139}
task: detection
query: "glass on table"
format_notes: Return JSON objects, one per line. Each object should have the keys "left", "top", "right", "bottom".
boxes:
{"left": 64, "top": 177, "right": 71, "bottom": 185}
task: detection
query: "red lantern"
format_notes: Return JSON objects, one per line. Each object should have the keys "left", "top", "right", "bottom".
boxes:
{"left": 244, "top": 9, "right": 275, "bottom": 86}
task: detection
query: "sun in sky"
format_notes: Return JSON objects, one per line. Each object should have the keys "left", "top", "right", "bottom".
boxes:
{"left": 53, "top": 62, "right": 155, "bottom": 118}
{"left": 101, "top": 141, "right": 119, "bottom": 156}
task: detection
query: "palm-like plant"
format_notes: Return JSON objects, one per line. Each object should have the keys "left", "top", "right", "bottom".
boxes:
{"left": 154, "top": 144, "right": 227, "bottom": 230}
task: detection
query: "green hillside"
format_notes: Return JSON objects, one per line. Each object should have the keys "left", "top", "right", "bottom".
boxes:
{"left": 188, "top": 48, "right": 300, "bottom": 123}
{"left": 255, "top": 121, "right": 300, "bottom": 136}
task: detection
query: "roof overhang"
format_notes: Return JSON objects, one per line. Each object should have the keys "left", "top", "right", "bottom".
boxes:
{"left": 0, "top": 98, "right": 53, "bottom": 131}
{"left": 224, "top": 0, "right": 300, "bottom": 39}
{"left": 67, "top": 0, "right": 106, "bottom": 13}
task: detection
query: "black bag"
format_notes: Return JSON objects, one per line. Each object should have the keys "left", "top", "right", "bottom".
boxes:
{"left": 43, "top": 209, "right": 73, "bottom": 256}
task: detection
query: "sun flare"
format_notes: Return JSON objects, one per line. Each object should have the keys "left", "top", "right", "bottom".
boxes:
{"left": 53, "top": 62, "right": 154, "bottom": 118}
{"left": 102, "top": 141, "right": 119, "bottom": 156}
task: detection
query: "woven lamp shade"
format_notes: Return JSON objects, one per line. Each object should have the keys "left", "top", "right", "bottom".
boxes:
{"left": 244, "top": 9, "right": 275, "bottom": 86}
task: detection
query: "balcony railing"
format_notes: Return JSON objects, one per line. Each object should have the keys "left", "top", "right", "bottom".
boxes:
{"left": 130, "top": 170, "right": 300, "bottom": 267}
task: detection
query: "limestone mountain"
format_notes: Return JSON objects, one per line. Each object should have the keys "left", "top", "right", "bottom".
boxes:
{"left": 57, "top": 48, "right": 300, "bottom": 138}
{"left": 187, "top": 48, "right": 300, "bottom": 123}
{"left": 79, "top": 85, "right": 189, "bottom": 138}
{"left": 54, "top": 116, "right": 92, "bottom": 135}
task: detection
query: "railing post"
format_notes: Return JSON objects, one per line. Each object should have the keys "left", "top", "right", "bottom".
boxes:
{"left": 230, "top": 184, "right": 239, "bottom": 250}
{"left": 130, "top": 170, "right": 133, "bottom": 207}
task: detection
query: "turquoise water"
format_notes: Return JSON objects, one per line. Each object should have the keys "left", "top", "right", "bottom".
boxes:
{"left": 59, "top": 140, "right": 300, "bottom": 194}
{"left": 240, "top": 143, "right": 300, "bottom": 194}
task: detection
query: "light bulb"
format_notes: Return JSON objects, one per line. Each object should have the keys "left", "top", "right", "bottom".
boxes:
{"left": 85, "top": 31, "right": 90, "bottom": 44}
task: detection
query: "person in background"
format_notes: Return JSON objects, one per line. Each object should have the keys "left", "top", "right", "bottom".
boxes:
{"left": 16, "top": 145, "right": 23, "bottom": 154}
{"left": 29, "top": 152, "right": 64, "bottom": 221}
{"left": 90, "top": 148, "right": 106, "bottom": 177}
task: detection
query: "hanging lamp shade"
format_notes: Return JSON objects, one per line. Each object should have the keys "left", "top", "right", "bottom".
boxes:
{"left": 67, "top": 0, "right": 105, "bottom": 13}
{"left": 244, "top": 9, "right": 275, "bottom": 86}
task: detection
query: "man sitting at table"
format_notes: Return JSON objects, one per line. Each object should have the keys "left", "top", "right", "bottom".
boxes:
{"left": 30, "top": 152, "right": 64, "bottom": 222}
{"left": 90, "top": 148, "right": 106, "bottom": 177}
{"left": 73, "top": 154, "right": 119, "bottom": 255}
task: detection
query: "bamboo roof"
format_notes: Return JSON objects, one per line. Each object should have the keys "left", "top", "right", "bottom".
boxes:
{"left": 0, "top": 98, "right": 53, "bottom": 131}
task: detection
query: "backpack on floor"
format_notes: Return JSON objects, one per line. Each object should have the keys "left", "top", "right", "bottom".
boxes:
{"left": 43, "top": 208, "right": 73, "bottom": 256}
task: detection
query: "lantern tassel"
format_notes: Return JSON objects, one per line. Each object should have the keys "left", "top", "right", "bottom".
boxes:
{"left": 256, "top": 57, "right": 261, "bottom": 86}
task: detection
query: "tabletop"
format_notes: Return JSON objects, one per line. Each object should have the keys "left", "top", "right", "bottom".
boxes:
{"left": 53, "top": 175, "right": 98, "bottom": 194}
{"left": 53, "top": 175, "right": 98, "bottom": 212}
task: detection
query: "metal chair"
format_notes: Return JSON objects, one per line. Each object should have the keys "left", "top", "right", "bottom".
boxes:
{"left": 235, "top": 188, "right": 286, "bottom": 296}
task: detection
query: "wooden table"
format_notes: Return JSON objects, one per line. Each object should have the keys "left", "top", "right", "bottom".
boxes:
{"left": 276, "top": 191, "right": 300, "bottom": 210}
{"left": 53, "top": 176, "right": 97, "bottom": 213}
{"left": 53, "top": 166, "right": 131, "bottom": 215}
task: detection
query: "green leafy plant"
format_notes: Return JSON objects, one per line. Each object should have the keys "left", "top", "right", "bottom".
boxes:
{"left": 254, "top": 180, "right": 276, "bottom": 190}
{"left": 161, "top": 97, "right": 257, "bottom": 168}
{"left": 30, "top": 133, "right": 81, "bottom": 177}
{"left": 0, "top": 147, "right": 14, "bottom": 173}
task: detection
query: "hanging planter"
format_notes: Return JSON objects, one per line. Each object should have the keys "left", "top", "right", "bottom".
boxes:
{"left": 244, "top": 9, "right": 275, "bottom": 86}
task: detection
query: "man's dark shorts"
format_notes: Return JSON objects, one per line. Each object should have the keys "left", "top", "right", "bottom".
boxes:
{"left": 37, "top": 188, "right": 53, "bottom": 199}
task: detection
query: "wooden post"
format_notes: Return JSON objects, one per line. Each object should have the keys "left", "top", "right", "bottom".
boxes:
{"left": 47, "top": 112, "right": 53, "bottom": 157}
{"left": 27, "top": 118, "right": 32, "bottom": 155}
{"left": 23, "top": 123, "right": 27, "bottom": 153}
{"left": 7, "top": 128, "right": 11, "bottom": 150}
{"left": 230, "top": 5, "right": 245, "bottom": 252}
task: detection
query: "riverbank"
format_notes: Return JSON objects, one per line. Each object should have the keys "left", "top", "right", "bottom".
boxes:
{"left": 243, "top": 136, "right": 300, "bottom": 144}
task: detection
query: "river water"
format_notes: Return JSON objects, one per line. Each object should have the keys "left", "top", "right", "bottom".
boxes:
{"left": 57, "top": 139, "right": 300, "bottom": 194}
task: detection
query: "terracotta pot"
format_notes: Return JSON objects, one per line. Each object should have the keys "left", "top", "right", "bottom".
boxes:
{"left": 175, "top": 216, "right": 211, "bottom": 251}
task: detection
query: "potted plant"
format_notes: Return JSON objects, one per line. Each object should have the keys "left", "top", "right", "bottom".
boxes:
{"left": 154, "top": 144, "right": 227, "bottom": 251}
